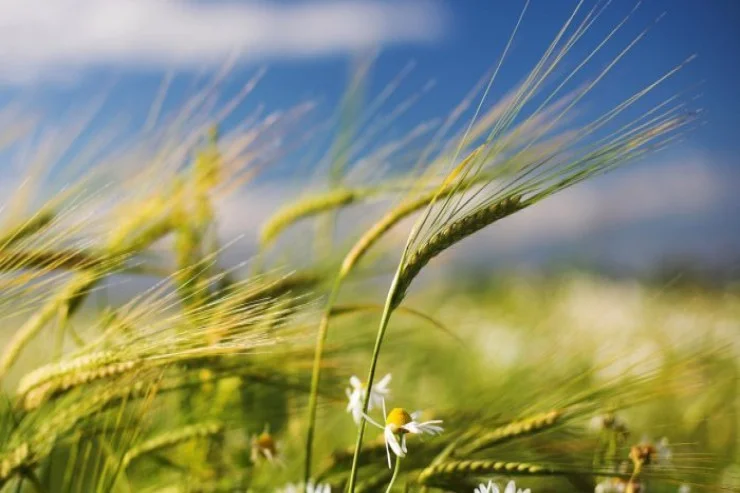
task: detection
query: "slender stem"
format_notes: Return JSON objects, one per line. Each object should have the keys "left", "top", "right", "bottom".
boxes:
{"left": 385, "top": 455, "right": 402, "bottom": 493}
{"left": 304, "top": 275, "right": 344, "bottom": 484}
{"left": 346, "top": 265, "right": 403, "bottom": 492}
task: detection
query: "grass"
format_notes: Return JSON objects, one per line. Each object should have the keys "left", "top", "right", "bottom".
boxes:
{"left": 0, "top": 2, "right": 735, "bottom": 493}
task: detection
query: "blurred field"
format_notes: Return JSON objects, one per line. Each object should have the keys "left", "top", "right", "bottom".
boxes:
{"left": 0, "top": 3, "right": 738, "bottom": 493}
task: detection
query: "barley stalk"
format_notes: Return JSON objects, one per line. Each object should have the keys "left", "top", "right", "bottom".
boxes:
{"left": 303, "top": 149, "right": 484, "bottom": 481}
{"left": 20, "top": 360, "right": 142, "bottom": 411}
{"left": 0, "top": 270, "right": 98, "bottom": 380}
{"left": 339, "top": 147, "right": 486, "bottom": 279}
{"left": 0, "top": 209, "right": 55, "bottom": 249}
{"left": 17, "top": 351, "right": 119, "bottom": 397}
{"left": 1, "top": 377, "right": 158, "bottom": 485}
{"left": 391, "top": 195, "right": 524, "bottom": 308}
{"left": 418, "top": 460, "right": 560, "bottom": 485}
{"left": 122, "top": 422, "right": 223, "bottom": 468}
{"left": 460, "top": 409, "right": 561, "bottom": 454}
{"left": 0, "top": 443, "right": 32, "bottom": 483}
{"left": 260, "top": 188, "right": 365, "bottom": 248}
{"left": 0, "top": 191, "right": 176, "bottom": 379}
{"left": 0, "top": 248, "right": 106, "bottom": 272}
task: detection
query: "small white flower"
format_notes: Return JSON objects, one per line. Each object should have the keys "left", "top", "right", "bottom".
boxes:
{"left": 251, "top": 427, "right": 282, "bottom": 466}
{"left": 278, "top": 481, "right": 331, "bottom": 493}
{"left": 589, "top": 413, "right": 628, "bottom": 433}
{"left": 345, "top": 373, "right": 392, "bottom": 424}
{"left": 364, "top": 398, "right": 443, "bottom": 468}
{"left": 503, "top": 480, "right": 531, "bottom": 493}
{"left": 677, "top": 484, "right": 691, "bottom": 493}
{"left": 594, "top": 479, "right": 627, "bottom": 493}
{"left": 657, "top": 437, "right": 673, "bottom": 466}
{"left": 475, "top": 480, "right": 530, "bottom": 493}
{"left": 475, "top": 480, "right": 498, "bottom": 493}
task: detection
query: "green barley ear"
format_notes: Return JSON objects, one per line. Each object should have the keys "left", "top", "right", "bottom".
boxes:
{"left": 417, "top": 460, "right": 563, "bottom": 488}
{"left": 0, "top": 270, "right": 99, "bottom": 380}
{"left": 259, "top": 188, "right": 363, "bottom": 249}
{"left": 0, "top": 208, "right": 55, "bottom": 250}
{"left": 122, "top": 421, "right": 224, "bottom": 469}
{"left": 459, "top": 409, "right": 562, "bottom": 455}
{"left": 194, "top": 125, "right": 221, "bottom": 189}
{"left": 391, "top": 195, "right": 524, "bottom": 308}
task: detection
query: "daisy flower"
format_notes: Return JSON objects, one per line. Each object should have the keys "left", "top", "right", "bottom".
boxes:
{"left": 589, "top": 413, "right": 629, "bottom": 434}
{"left": 364, "top": 398, "right": 443, "bottom": 467}
{"left": 475, "top": 480, "right": 531, "bottom": 493}
{"left": 656, "top": 437, "right": 673, "bottom": 466}
{"left": 345, "top": 373, "right": 392, "bottom": 424}
{"left": 594, "top": 479, "right": 627, "bottom": 493}
{"left": 250, "top": 426, "right": 281, "bottom": 465}
{"left": 278, "top": 481, "right": 330, "bottom": 493}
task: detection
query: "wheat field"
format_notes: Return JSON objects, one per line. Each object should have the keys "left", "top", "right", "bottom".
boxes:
{"left": 0, "top": 2, "right": 737, "bottom": 492}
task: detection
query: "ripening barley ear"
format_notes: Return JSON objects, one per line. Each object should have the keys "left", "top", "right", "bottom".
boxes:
{"left": 260, "top": 188, "right": 365, "bottom": 250}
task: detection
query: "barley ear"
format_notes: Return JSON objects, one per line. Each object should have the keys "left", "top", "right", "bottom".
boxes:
{"left": 418, "top": 460, "right": 560, "bottom": 486}
{"left": 392, "top": 195, "right": 524, "bottom": 308}
{"left": 460, "top": 409, "right": 561, "bottom": 454}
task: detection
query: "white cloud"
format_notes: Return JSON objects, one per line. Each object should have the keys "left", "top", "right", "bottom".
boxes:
{"left": 0, "top": 0, "right": 445, "bottom": 84}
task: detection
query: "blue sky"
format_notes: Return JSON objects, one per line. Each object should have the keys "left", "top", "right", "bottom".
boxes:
{"left": 1, "top": 0, "right": 738, "bottom": 275}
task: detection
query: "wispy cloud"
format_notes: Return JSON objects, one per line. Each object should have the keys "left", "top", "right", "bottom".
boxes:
{"left": 0, "top": 0, "right": 446, "bottom": 84}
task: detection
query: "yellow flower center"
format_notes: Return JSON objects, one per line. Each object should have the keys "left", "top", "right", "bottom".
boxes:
{"left": 385, "top": 408, "right": 412, "bottom": 433}
{"left": 256, "top": 432, "right": 276, "bottom": 454}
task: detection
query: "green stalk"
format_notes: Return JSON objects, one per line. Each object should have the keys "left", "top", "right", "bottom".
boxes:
{"left": 346, "top": 263, "right": 403, "bottom": 492}
{"left": 304, "top": 275, "right": 343, "bottom": 484}
{"left": 385, "top": 455, "right": 402, "bottom": 493}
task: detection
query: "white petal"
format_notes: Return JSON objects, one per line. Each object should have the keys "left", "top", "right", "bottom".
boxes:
{"left": 403, "top": 422, "right": 421, "bottom": 434}
{"left": 352, "top": 406, "right": 363, "bottom": 425}
{"left": 384, "top": 428, "right": 392, "bottom": 468}
{"left": 407, "top": 420, "right": 443, "bottom": 435}
{"left": 350, "top": 375, "right": 362, "bottom": 389}
{"left": 385, "top": 427, "right": 404, "bottom": 458}
{"left": 504, "top": 481, "right": 516, "bottom": 493}
{"left": 362, "top": 411, "right": 385, "bottom": 430}
{"left": 376, "top": 373, "right": 392, "bottom": 390}
{"left": 346, "top": 389, "right": 360, "bottom": 411}
{"left": 401, "top": 434, "right": 408, "bottom": 454}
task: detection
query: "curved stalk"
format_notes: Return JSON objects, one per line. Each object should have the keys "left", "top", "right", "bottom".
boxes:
{"left": 346, "top": 264, "right": 403, "bottom": 492}
{"left": 385, "top": 454, "right": 402, "bottom": 493}
{"left": 303, "top": 275, "right": 343, "bottom": 484}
